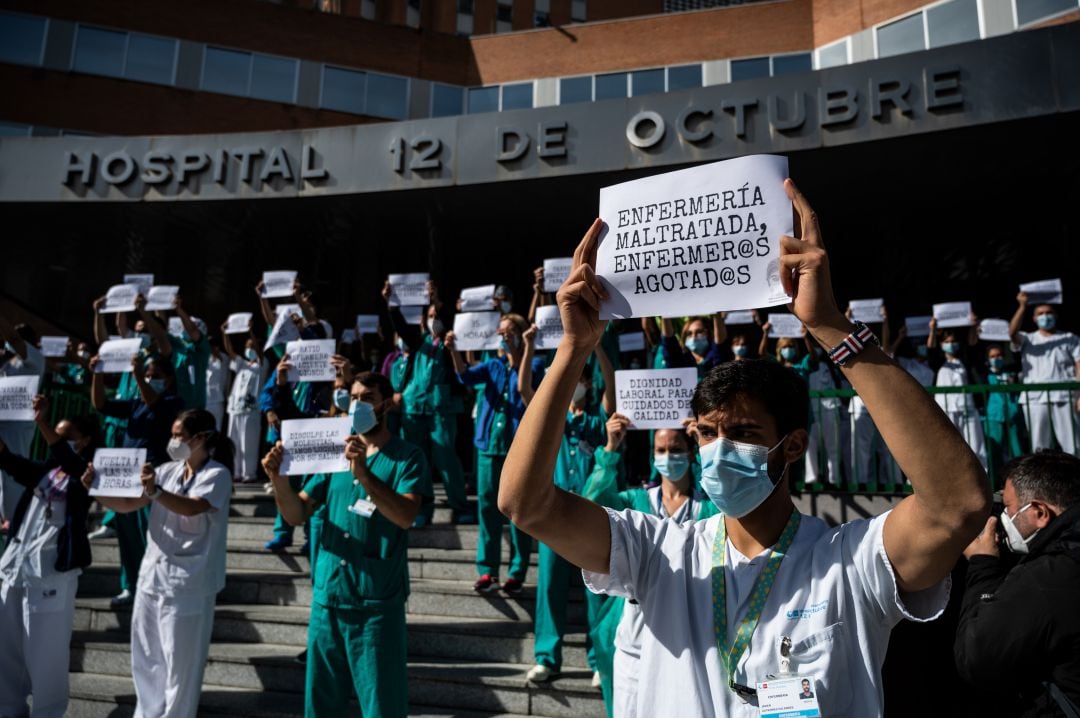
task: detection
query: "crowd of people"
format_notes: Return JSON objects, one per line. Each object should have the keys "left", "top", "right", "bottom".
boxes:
{"left": 0, "top": 179, "right": 1078, "bottom": 717}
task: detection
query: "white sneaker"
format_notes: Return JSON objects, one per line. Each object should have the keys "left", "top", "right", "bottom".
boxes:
{"left": 526, "top": 664, "right": 558, "bottom": 683}
{"left": 591, "top": 671, "right": 602, "bottom": 688}
{"left": 110, "top": 589, "right": 133, "bottom": 607}
{"left": 88, "top": 525, "right": 116, "bottom": 540}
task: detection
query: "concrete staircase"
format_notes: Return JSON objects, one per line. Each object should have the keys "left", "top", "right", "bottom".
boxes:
{"left": 69, "top": 484, "right": 606, "bottom": 717}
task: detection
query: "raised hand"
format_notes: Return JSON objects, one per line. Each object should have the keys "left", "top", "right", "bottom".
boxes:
{"left": 604, "top": 413, "right": 630, "bottom": 452}
{"left": 140, "top": 463, "right": 156, "bottom": 495}
{"left": 32, "top": 394, "right": 49, "bottom": 424}
{"left": 556, "top": 218, "right": 608, "bottom": 351}
{"left": 778, "top": 179, "right": 845, "bottom": 336}
{"left": 262, "top": 442, "right": 284, "bottom": 479}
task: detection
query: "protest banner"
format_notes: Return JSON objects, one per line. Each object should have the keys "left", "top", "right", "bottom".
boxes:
{"left": 848, "top": 298, "right": 884, "bottom": 324}
{"left": 596, "top": 155, "right": 792, "bottom": 319}
{"left": 40, "top": 336, "right": 69, "bottom": 358}
{"left": 0, "top": 376, "right": 39, "bottom": 421}
{"left": 123, "top": 274, "right": 154, "bottom": 297}
{"left": 144, "top": 285, "right": 179, "bottom": 312}
{"left": 724, "top": 311, "right": 756, "bottom": 325}
{"left": 767, "top": 313, "right": 804, "bottom": 338}
{"left": 905, "top": 315, "right": 933, "bottom": 338}
{"left": 543, "top": 257, "right": 573, "bottom": 293}
{"left": 459, "top": 285, "right": 496, "bottom": 312}
{"left": 262, "top": 270, "right": 297, "bottom": 299}
{"left": 99, "top": 284, "right": 140, "bottom": 314}
{"left": 95, "top": 338, "right": 143, "bottom": 373}
{"left": 979, "top": 319, "right": 1012, "bottom": 342}
{"left": 356, "top": 314, "right": 380, "bottom": 334}
{"left": 280, "top": 417, "right": 351, "bottom": 475}
{"left": 933, "top": 302, "right": 974, "bottom": 328}
{"left": 615, "top": 368, "right": 697, "bottom": 430}
{"left": 452, "top": 312, "right": 501, "bottom": 351}
{"left": 265, "top": 310, "right": 301, "bottom": 350}
{"left": 224, "top": 313, "right": 253, "bottom": 334}
{"left": 89, "top": 448, "right": 148, "bottom": 498}
{"left": 1019, "top": 278, "right": 1062, "bottom": 305}
{"left": 387, "top": 273, "right": 430, "bottom": 306}
{"left": 284, "top": 339, "right": 336, "bottom": 382}
{"left": 618, "top": 332, "right": 646, "bottom": 352}
{"left": 535, "top": 305, "right": 564, "bottom": 350}
{"left": 340, "top": 329, "right": 357, "bottom": 344}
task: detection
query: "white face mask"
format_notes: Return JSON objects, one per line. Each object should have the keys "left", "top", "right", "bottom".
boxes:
{"left": 167, "top": 437, "right": 192, "bottom": 462}
{"left": 428, "top": 318, "right": 444, "bottom": 336}
{"left": 1000, "top": 503, "right": 1040, "bottom": 554}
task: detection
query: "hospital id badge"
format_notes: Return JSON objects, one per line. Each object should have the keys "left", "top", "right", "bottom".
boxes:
{"left": 347, "top": 498, "right": 377, "bottom": 518}
{"left": 755, "top": 676, "right": 822, "bottom": 718}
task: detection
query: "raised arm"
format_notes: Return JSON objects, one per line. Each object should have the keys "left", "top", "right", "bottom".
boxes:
{"left": 220, "top": 323, "right": 238, "bottom": 360}
{"left": 758, "top": 322, "right": 771, "bottom": 357}
{"left": 135, "top": 295, "right": 172, "bottom": 358}
{"left": 92, "top": 297, "right": 109, "bottom": 346}
{"left": 173, "top": 295, "right": 202, "bottom": 343}
{"left": 594, "top": 342, "right": 617, "bottom": 416}
{"left": 255, "top": 281, "right": 276, "bottom": 327}
{"left": 528, "top": 266, "right": 545, "bottom": 324}
{"left": 712, "top": 312, "right": 727, "bottom": 345}
{"left": 518, "top": 325, "right": 538, "bottom": 406}
{"left": 1008, "top": 292, "right": 1027, "bottom": 344}
{"left": 89, "top": 357, "right": 107, "bottom": 411}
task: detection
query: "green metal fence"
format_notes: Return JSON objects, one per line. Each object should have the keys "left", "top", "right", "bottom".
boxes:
{"left": 28, "top": 383, "right": 94, "bottom": 461}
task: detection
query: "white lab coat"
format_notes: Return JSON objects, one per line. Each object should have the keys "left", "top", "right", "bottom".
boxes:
{"left": 1014, "top": 331, "right": 1080, "bottom": 453}
{"left": 0, "top": 344, "right": 45, "bottom": 522}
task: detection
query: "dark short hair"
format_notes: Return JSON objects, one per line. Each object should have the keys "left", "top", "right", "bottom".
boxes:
{"left": 1005, "top": 450, "right": 1080, "bottom": 511}
{"left": 691, "top": 360, "right": 809, "bottom": 437}
{"left": 67, "top": 413, "right": 103, "bottom": 449}
{"left": 354, "top": 371, "right": 393, "bottom": 403}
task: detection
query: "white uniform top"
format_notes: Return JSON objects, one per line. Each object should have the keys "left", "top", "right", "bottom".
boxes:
{"left": 227, "top": 356, "right": 266, "bottom": 415}
{"left": 897, "top": 357, "right": 934, "bottom": 388}
{"left": 934, "top": 359, "right": 976, "bottom": 413}
{"left": 806, "top": 364, "right": 842, "bottom": 411}
{"left": 584, "top": 509, "right": 948, "bottom": 718}
{"left": 138, "top": 459, "right": 232, "bottom": 597}
{"left": 0, "top": 468, "right": 80, "bottom": 596}
{"left": 1013, "top": 330, "right": 1080, "bottom": 403}
{"left": 205, "top": 355, "right": 229, "bottom": 406}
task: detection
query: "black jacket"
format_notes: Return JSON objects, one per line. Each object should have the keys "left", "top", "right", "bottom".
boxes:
{"left": 955, "top": 504, "right": 1080, "bottom": 717}
{"left": 0, "top": 441, "right": 92, "bottom": 574}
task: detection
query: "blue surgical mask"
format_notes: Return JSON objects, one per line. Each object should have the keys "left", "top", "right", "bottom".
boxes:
{"left": 916, "top": 345, "right": 929, "bottom": 358}
{"left": 500, "top": 301, "right": 512, "bottom": 314}
{"left": 685, "top": 337, "right": 709, "bottom": 355}
{"left": 732, "top": 345, "right": 749, "bottom": 358}
{"left": 1035, "top": 314, "right": 1056, "bottom": 330}
{"left": 653, "top": 452, "right": 690, "bottom": 481}
{"left": 148, "top": 378, "right": 168, "bottom": 394}
{"left": 67, "top": 440, "right": 79, "bottom": 453}
{"left": 941, "top": 342, "right": 959, "bottom": 356}
{"left": 333, "top": 388, "right": 351, "bottom": 412}
{"left": 349, "top": 400, "right": 377, "bottom": 435}
{"left": 244, "top": 348, "right": 258, "bottom": 362}
{"left": 699, "top": 435, "right": 788, "bottom": 518}
{"left": 780, "top": 347, "right": 798, "bottom": 361}
{"left": 499, "top": 335, "right": 518, "bottom": 354}
{"left": 988, "top": 357, "right": 1004, "bottom": 372}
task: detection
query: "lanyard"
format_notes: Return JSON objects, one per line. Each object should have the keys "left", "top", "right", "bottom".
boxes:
{"left": 711, "top": 509, "right": 801, "bottom": 693}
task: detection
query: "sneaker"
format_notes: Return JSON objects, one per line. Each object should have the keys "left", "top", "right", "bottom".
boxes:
{"left": 412, "top": 514, "right": 430, "bottom": 529}
{"left": 264, "top": 535, "right": 292, "bottom": 552}
{"left": 88, "top": 525, "right": 117, "bottom": 540}
{"left": 294, "top": 649, "right": 307, "bottom": 665}
{"left": 454, "top": 511, "right": 477, "bottom": 525}
{"left": 526, "top": 664, "right": 559, "bottom": 683}
{"left": 502, "top": 577, "right": 524, "bottom": 596}
{"left": 591, "top": 671, "right": 602, "bottom": 688}
{"left": 473, "top": 574, "right": 499, "bottom": 593}
{"left": 242, "top": 476, "right": 261, "bottom": 484}
{"left": 110, "top": 589, "right": 134, "bottom": 607}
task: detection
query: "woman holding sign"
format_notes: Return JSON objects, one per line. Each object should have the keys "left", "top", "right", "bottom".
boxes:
{"left": 0, "top": 395, "right": 98, "bottom": 718}
{"left": 82, "top": 408, "right": 233, "bottom": 718}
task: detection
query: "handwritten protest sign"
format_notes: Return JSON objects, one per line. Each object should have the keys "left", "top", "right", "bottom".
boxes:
{"left": 596, "top": 155, "right": 792, "bottom": 319}
{"left": 618, "top": 332, "right": 646, "bottom": 352}
{"left": 724, "top": 311, "right": 756, "bottom": 325}
{"left": 905, "top": 315, "right": 933, "bottom": 338}
{"left": 848, "top": 298, "right": 884, "bottom": 324}
{"left": 284, "top": 339, "right": 336, "bottom": 382}
{"left": 95, "top": 338, "right": 143, "bottom": 373}
{"left": 933, "top": 302, "right": 973, "bottom": 328}
{"left": 387, "top": 273, "right": 430, "bottom": 306}
{"left": 459, "top": 285, "right": 496, "bottom": 312}
{"left": 0, "top": 376, "right": 39, "bottom": 421}
{"left": 453, "top": 312, "right": 501, "bottom": 351}
{"left": 615, "top": 368, "right": 697, "bottom": 430}
{"left": 356, "top": 315, "right": 380, "bottom": 335}
{"left": 767, "top": 313, "right": 804, "bottom": 338}
{"left": 145, "top": 285, "right": 179, "bottom": 312}
{"left": 280, "top": 417, "right": 351, "bottom": 475}
{"left": 543, "top": 257, "right": 573, "bottom": 293}
{"left": 1019, "top": 278, "right": 1062, "bottom": 305}
{"left": 89, "top": 448, "right": 148, "bottom": 498}
{"left": 40, "top": 336, "right": 69, "bottom": 358}
{"left": 225, "top": 313, "right": 253, "bottom": 334}
{"left": 99, "top": 284, "right": 140, "bottom": 314}
{"left": 123, "top": 274, "right": 154, "bottom": 297}
{"left": 979, "top": 319, "right": 1012, "bottom": 342}
{"left": 262, "top": 271, "right": 297, "bottom": 299}
{"left": 535, "top": 305, "right": 564, "bottom": 350}
{"left": 265, "top": 310, "right": 301, "bottom": 350}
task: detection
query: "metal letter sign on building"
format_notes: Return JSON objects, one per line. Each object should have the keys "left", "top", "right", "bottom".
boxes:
{"left": 0, "top": 23, "right": 1077, "bottom": 203}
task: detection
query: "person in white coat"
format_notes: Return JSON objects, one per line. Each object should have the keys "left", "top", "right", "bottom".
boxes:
{"left": 931, "top": 324, "right": 987, "bottom": 468}
{"left": 205, "top": 336, "right": 230, "bottom": 431}
{"left": 0, "top": 319, "right": 46, "bottom": 525}
{"left": 82, "top": 408, "right": 233, "bottom": 718}
{"left": 221, "top": 324, "right": 267, "bottom": 483}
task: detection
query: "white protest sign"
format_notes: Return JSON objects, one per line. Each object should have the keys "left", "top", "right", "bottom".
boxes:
{"left": 848, "top": 298, "right": 884, "bottom": 324}
{"left": 123, "top": 274, "right": 154, "bottom": 297}
{"left": 275, "top": 303, "right": 302, "bottom": 318}
{"left": 543, "top": 257, "right": 574, "bottom": 293}
{"left": 340, "top": 329, "right": 357, "bottom": 344}
{"left": 99, "top": 284, "right": 140, "bottom": 314}
{"left": 89, "top": 448, "right": 148, "bottom": 498}
{"left": 387, "top": 273, "right": 430, "bottom": 306}
{"left": 284, "top": 339, "right": 336, "bottom": 382}
{"left": 767, "top": 313, "right": 804, "bottom": 338}
{"left": 400, "top": 305, "right": 425, "bottom": 326}
{"left": 261, "top": 271, "right": 297, "bottom": 298}
{"left": 356, "top": 314, "right": 380, "bottom": 335}
{"left": 534, "top": 305, "right": 564, "bottom": 350}
{"left": 724, "top": 310, "right": 756, "bottom": 325}
{"left": 459, "top": 285, "right": 496, "bottom": 312}
{"left": 904, "top": 315, "right": 933, "bottom": 338}
{"left": 933, "top": 302, "right": 973, "bottom": 328}
{"left": 225, "top": 313, "right": 253, "bottom": 334}
{"left": 40, "top": 336, "right": 70, "bottom": 358}
{"left": 265, "top": 310, "right": 301, "bottom": 350}
{"left": 452, "top": 312, "right": 502, "bottom": 351}
{"left": 0, "top": 376, "right": 39, "bottom": 421}
{"left": 280, "top": 417, "right": 351, "bottom": 476}
{"left": 597, "top": 155, "right": 791, "bottom": 319}
{"left": 95, "top": 338, "right": 143, "bottom": 373}
{"left": 144, "top": 285, "right": 179, "bottom": 312}
{"left": 1020, "top": 278, "right": 1062, "bottom": 305}
{"left": 979, "top": 318, "right": 1012, "bottom": 342}
{"left": 618, "top": 332, "right": 647, "bottom": 352}
{"left": 167, "top": 317, "right": 185, "bottom": 338}
{"left": 615, "top": 368, "right": 697, "bottom": 430}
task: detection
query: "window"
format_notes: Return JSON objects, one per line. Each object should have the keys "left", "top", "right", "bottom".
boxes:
{"left": 366, "top": 73, "right": 408, "bottom": 119}
{"left": 927, "top": 0, "right": 980, "bottom": 47}
{"left": 0, "top": 12, "right": 46, "bottom": 66}
{"left": 571, "top": 0, "right": 587, "bottom": 22}
{"left": 251, "top": 54, "right": 297, "bottom": 103}
{"left": 467, "top": 86, "right": 499, "bottom": 113}
{"left": 631, "top": 68, "right": 665, "bottom": 96}
{"left": 1015, "top": 0, "right": 1075, "bottom": 25}
{"left": 877, "top": 13, "right": 926, "bottom": 57}
{"left": 406, "top": 0, "right": 421, "bottom": 28}
{"left": 73, "top": 26, "right": 126, "bottom": 78}
{"left": 595, "top": 72, "right": 627, "bottom": 100}
{"left": 502, "top": 82, "right": 533, "bottom": 110}
{"left": 322, "top": 66, "right": 367, "bottom": 114}
{"left": 202, "top": 47, "right": 251, "bottom": 96}
{"left": 457, "top": 12, "right": 474, "bottom": 34}
{"left": 771, "top": 53, "right": 812, "bottom": 76}
{"left": 431, "top": 83, "right": 464, "bottom": 116}
{"left": 125, "top": 34, "right": 176, "bottom": 85}
{"left": 816, "top": 39, "right": 848, "bottom": 69}
{"left": 560, "top": 76, "right": 592, "bottom": 104}
{"left": 361, "top": 0, "right": 376, "bottom": 19}
{"left": 535, "top": 0, "right": 550, "bottom": 25}
{"left": 496, "top": 0, "right": 513, "bottom": 31}
{"left": 667, "top": 64, "right": 702, "bottom": 91}
{"left": 730, "top": 56, "right": 769, "bottom": 82}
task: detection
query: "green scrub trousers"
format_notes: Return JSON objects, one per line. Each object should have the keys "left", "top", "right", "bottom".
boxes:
{"left": 403, "top": 412, "right": 468, "bottom": 517}
{"left": 105, "top": 504, "right": 150, "bottom": 593}
{"left": 272, "top": 474, "right": 311, "bottom": 543}
{"left": 475, "top": 451, "right": 532, "bottom": 579}
{"left": 534, "top": 541, "right": 602, "bottom": 671}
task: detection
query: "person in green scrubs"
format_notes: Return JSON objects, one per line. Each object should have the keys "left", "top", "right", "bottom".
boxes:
{"left": 262, "top": 371, "right": 432, "bottom": 718}
{"left": 983, "top": 344, "right": 1026, "bottom": 488}
{"left": 138, "top": 295, "right": 210, "bottom": 411}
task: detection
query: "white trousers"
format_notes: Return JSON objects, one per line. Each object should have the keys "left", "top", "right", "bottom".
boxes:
{"left": 206, "top": 402, "right": 225, "bottom": 432}
{"left": 612, "top": 645, "right": 638, "bottom": 718}
{"left": 0, "top": 577, "right": 78, "bottom": 718}
{"left": 0, "top": 422, "right": 34, "bottom": 522}
{"left": 945, "top": 410, "right": 987, "bottom": 468}
{"left": 1026, "top": 401, "right": 1078, "bottom": 454}
{"left": 805, "top": 406, "right": 842, "bottom": 484}
{"left": 131, "top": 590, "right": 216, "bottom": 718}
{"left": 227, "top": 412, "right": 261, "bottom": 481}
{"left": 850, "top": 410, "right": 899, "bottom": 484}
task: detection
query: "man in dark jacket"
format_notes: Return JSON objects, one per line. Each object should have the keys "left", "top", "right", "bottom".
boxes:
{"left": 955, "top": 450, "right": 1080, "bottom": 717}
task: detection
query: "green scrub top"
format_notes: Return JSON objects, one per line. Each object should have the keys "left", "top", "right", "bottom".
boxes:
{"left": 390, "top": 353, "right": 409, "bottom": 394}
{"left": 555, "top": 408, "right": 607, "bottom": 494}
{"left": 168, "top": 334, "right": 210, "bottom": 410}
{"left": 987, "top": 372, "right": 1022, "bottom": 423}
{"left": 302, "top": 436, "right": 433, "bottom": 609}
{"left": 402, "top": 335, "right": 464, "bottom": 415}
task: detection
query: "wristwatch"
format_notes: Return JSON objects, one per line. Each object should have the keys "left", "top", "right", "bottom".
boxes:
{"left": 827, "top": 321, "right": 879, "bottom": 366}
{"left": 145, "top": 484, "right": 163, "bottom": 500}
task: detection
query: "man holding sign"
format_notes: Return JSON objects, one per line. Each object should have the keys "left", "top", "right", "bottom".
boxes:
{"left": 499, "top": 178, "right": 989, "bottom": 717}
